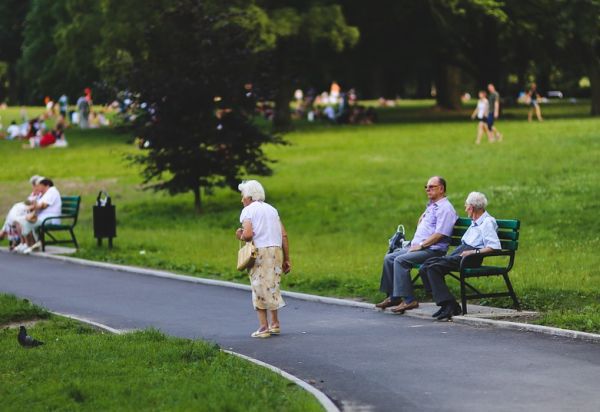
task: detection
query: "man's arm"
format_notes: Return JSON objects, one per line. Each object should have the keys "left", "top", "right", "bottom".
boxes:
{"left": 494, "top": 100, "right": 500, "bottom": 118}
{"left": 409, "top": 232, "right": 445, "bottom": 251}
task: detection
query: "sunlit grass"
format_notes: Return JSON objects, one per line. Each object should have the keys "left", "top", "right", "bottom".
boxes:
{"left": 1, "top": 102, "right": 599, "bottom": 332}
{"left": 0, "top": 294, "right": 322, "bottom": 411}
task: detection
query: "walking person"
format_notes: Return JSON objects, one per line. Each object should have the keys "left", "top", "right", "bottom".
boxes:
{"left": 486, "top": 83, "right": 503, "bottom": 142}
{"left": 236, "top": 180, "right": 291, "bottom": 338}
{"left": 527, "top": 82, "right": 543, "bottom": 122}
{"left": 470, "top": 90, "right": 491, "bottom": 144}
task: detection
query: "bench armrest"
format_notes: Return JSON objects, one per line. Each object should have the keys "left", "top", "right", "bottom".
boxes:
{"left": 460, "top": 249, "right": 515, "bottom": 272}
{"left": 41, "top": 214, "right": 76, "bottom": 228}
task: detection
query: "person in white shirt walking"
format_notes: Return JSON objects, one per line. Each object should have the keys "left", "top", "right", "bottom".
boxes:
{"left": 236, "top": 180, "right": 291, "bottom": 338}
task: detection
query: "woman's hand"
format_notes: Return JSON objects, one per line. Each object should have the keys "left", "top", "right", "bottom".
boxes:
{"left": 235, "top": 228, "right": 243, "bottom": 240}
{"left": 283, "top": 260, "right": 292, "bottom": 274}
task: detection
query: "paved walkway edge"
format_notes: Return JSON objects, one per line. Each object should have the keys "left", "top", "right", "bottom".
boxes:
{"left": 50, "top": 310, "right": 339, "bottom": 412}
{"left": 5, "top": 249, "right": 600, "bottom": 343}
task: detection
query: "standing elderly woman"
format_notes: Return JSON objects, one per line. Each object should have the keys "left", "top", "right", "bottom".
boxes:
{"left": 236, "top": 180, "right": 291, "bottom": 338}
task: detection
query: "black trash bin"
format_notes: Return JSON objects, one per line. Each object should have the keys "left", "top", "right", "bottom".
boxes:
{"left": 93, "top": 191, "right": 116, "bottom": 248}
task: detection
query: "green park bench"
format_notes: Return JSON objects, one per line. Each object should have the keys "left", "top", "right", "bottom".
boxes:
{"left": 411, "top": 217, "right": 520, "bottom": 314}
{"left": 39, "top": 196, "right": 81, "bottom": 252}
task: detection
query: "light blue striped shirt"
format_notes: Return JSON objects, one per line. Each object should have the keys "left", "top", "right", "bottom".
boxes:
{"left": 462, "top": 211, "right": 501, "bottom": 250}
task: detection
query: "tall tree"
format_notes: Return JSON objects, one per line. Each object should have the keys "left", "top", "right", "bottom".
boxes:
{"left": 255, "top": 1, "right": 359, "bottom": 130}
{"left": 17, "top": 0, "right": 101, "bottom": 103}
{"left": 0, "top": 0, "right": 30, "bottom": 103}
{"left": 98, "top": 0, "right": 283, "bottom": 212}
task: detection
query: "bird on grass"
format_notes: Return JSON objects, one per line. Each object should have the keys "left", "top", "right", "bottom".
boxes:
{"left": 18, "top": 326, "right": 44, "bottom": 348}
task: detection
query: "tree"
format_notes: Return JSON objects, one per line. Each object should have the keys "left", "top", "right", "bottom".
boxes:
{"left": 254, "top": 1, "right": 359, "bottom": 131}
{"left": 98, "top": 0, "right": 283, "bottom": 212}
{"left": 553, "top": 0, "right": 600, "bottom": 115}
{"left": 17, "top": 0, "right": 101, "bottom": 103}
{"left": 0, "top": 0, "right": 31, "bottom": 103}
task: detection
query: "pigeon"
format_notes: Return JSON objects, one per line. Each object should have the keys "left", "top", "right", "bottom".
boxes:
{"left": 18, "top": 326, "right": 44, "bottom": 348}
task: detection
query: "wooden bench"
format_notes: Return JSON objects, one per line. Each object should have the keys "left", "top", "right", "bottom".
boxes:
{"left": 411, "top": 217, "right": 520, "bottom": 314}
{"left": 39, "top": 196, "right": 81, "bottom": 251}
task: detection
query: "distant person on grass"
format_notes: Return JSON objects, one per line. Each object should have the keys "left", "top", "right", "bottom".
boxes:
{"left": 418, "top": 192, "right": 501, "bottom": 321}
{"left": 527, "top": 82, "right": 543, "bottom": 122}
{"left": 376, "top": 176, "right": 458, "bottom": 314}
{"left": 236, "top": 180, "right": 291, "bottom": 338}
{"left": 471, "top": 90, "right": 491, "bottom": 144}
{"left": 486, "top": 83, "right": 503, "bottom": 142}
{"left": 14, "top": 178, "right": 61, "bottom": 254}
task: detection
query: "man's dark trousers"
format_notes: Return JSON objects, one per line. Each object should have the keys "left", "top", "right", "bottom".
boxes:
{"left": 419, "top": 244, "right": 482, "bottom": 305}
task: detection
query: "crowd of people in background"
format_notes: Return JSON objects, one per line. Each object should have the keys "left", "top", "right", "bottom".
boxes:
{"left": 0, "top": 88, "right": 112, "bottom": 148}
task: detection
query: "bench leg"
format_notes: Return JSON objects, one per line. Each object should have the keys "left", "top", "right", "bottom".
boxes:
{"left": 40, "top": 229, "right": 46, "bottom": 252}
{"left": 460, "top": 273, "right": 468, "bottom": 315}
{"left": 70, "top": 229, "right": 79, "bottom": 250}
{"left": 503, "top": 273, "right": 520, "bottom": 311}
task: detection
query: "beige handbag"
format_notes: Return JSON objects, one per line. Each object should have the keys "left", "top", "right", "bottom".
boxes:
{"left": 237, "top": 241, "right": 257, "bottom": 271}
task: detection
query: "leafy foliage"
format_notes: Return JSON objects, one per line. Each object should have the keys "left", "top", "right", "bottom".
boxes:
{"left": 98, "top": 0, "right": 284, "bottom": 211}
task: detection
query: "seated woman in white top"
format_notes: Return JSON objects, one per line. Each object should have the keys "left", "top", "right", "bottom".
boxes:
{"left": 0, "top": 175, "right": 43, "bottom": 250}
{"left": 14, "top": 178, "right": 62, "bottom": 254}
{"left": 236, "top": 180, "right": 291, "bottom": 338}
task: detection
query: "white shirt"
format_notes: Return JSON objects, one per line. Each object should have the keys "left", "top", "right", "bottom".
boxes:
{"left": 37, "top": 186, "right": 62, "bottom": 224}
{"left": 476, "top": 99, "right": 489, "bottom": 119}
{"left": 461, "top": 211, "right": 501, "bottom": 250}
{"left": 240, "top": 201, "right": 282, "bottom": 248}
{"left": 7, "top": 124, "right": 20, "bottom": 139}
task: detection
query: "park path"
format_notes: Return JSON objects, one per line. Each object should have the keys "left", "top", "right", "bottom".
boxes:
{"left": 1, "top": 251, "right": 599, "bottom": 412}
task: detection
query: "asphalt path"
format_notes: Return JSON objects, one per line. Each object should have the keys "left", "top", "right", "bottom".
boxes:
{"left": 1, "top": 252, "right": 599, "bottom": 411}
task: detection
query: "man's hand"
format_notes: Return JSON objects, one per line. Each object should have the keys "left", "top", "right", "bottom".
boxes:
{"left": 460, "top": 250, "right": 476, "bottom": 257}
{"left": 283, "top": 260, "right": 292, "bottom": 274}
{"left": 409, "top": 244, "right": 422, "bottom": 252}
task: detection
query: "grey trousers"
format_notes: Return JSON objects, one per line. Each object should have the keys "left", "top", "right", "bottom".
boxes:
{"left": 419, "top": 244, "right": 482, "bottom": 305}
{"left": 379, "top": 246, "right": 445, "bottom": 299}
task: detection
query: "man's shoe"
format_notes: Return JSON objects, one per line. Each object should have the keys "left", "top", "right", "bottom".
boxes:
{"left": 375, "top": 297, "right": 401, "bottom": 310}
{"left": 432, "top": 306, "right": 444, "bottom": 318}
{"left": 436, "top": 301, "right": 462, "bottom": 321}
{"left": 391, "top": 300, "right": 419, "bottom": 313}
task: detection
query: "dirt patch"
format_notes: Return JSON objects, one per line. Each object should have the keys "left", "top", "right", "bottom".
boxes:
{"left": 1, "top": 318, "right": 46, "bottom": 330}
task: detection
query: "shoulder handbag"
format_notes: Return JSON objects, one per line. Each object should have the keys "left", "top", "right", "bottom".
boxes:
{"left": 237, "top": 241, "right": 257, "bottom": 271}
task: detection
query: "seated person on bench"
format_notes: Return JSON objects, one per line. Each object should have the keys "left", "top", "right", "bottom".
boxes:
{"left": 14, "top": 178, "right": 62, "bottom": 254}
{"left": 375, "top": 176, "right": 458, "bottom": 313}
{"left": 419, "top": 191, "right": 501, "bottom": 321}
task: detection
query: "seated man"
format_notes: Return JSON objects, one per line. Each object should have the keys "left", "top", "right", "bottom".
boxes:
{"left": 376, "top": 176, "right": 458, "bottom": 313}
{"left": 14, "top": 178, "right": 62, "bottom": 254}
{"left": 420, "top": 191, "right": 501, "bottom": 321}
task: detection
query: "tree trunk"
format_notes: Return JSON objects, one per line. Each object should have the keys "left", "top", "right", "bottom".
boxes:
{"left": 435, "top": 64, "right": 462, "bottom": 110}
{"left": 590, "top": 60, "right": 600, "bottom": 116}
{"left": 193, "top": 186, "right": 202, "bottom": 214}
{"left": 273, "top": 82, "right": 292, "bottom": 132}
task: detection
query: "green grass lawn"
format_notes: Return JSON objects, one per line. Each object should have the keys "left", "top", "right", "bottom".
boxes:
{"left": 0, "top": 294, "right": 322, "bottom": 411}
{"left": 1, "top": 101, "right": 599, "bottom": 332}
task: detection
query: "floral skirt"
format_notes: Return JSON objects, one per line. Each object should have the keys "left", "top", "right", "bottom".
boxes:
{"left": 248, "top": 246, "right": 286, "bottom": 310}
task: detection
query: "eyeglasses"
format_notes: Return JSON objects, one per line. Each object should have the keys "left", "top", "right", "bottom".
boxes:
{"left": 424, "top": 185, "right": 440, "bottom": 190}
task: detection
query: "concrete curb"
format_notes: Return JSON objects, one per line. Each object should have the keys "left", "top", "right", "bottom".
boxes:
{"left": 49, "top": 311, "right": 339, "bottom": 412}
{"left": 4, "top": 248, "right": 600, "bottom": 344}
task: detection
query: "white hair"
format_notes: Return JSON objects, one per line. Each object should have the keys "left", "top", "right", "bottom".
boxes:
{"left": 238, "top": 180, "right": 265, "bottom": 201}
{"left": 29, "top": 175, "right": 43, "bottom": 185}
{"left": 466, "top": 192, "right": 488, "bottom": 210}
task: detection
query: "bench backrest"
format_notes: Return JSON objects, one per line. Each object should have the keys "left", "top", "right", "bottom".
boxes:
{"left": 61, "top": 196, "right": 81, "bottom": 219}
{"left": 450, "top": 217, "right": 520, "bottom": 251}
